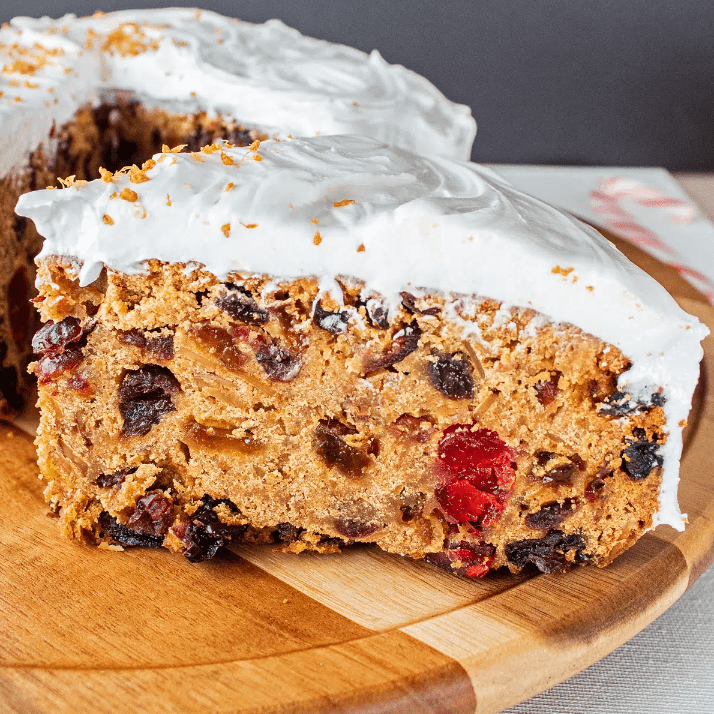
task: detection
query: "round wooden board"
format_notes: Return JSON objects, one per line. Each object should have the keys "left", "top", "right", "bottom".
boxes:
{"left": 1, "top": 234, "right": 713, "bottom": 714}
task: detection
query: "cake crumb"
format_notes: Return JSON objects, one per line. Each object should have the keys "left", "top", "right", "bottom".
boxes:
{"left": 552, "top": 265, "right": 574, "bottom": 277}
{"left": 221, "top": 151, "right": 235, "bottom": 165}
{"left": 313, "top": 230, "right": 322, "bottom": 245}
{"left": 120, "top": 188, "right": 138, "bottom": 202}
{"left": 222, "top": 223, "right": 231, "bottom": 237}
{"left": 311, "top": 218, "right": 319, "bottom": 224}
{"left": 225, "top": 182, "right": 235, "bottom": 192}
{"left": 103, "top": 214, "right": 114, "bottom": 225}
{"left": 240, "top": 222, "right": 258, "bottom": 229}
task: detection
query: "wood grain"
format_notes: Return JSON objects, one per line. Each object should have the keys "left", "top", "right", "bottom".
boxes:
{"left": 0, "top": 235, "right": 712, "bottom": 714}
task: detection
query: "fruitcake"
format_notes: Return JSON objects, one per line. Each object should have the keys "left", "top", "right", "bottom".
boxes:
{"left": 16, "top": 135, "right": 707, "bottom": 576}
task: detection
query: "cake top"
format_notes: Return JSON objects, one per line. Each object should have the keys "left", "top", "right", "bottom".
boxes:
{"left": 0, "top": 8, "right": 475, "bottom": 172}
{"left": 16, "top": 134, "right": 708, "bottom": 529}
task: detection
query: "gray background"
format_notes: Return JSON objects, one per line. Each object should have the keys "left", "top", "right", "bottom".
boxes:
{"left": 3, "top": 0, "right": 713, "bottom": 169}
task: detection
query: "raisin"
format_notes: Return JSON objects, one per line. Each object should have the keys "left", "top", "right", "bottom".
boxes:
{"left": 119, "top": 328, "right": 175, "bottom": 360}
{"left": 215, "top": 284, "right": 269, "bottom": 325}
{"left": 35, "top": 344, "right": 85, "bottom": 383}
{"left": 621, "top": 428, "right": 663, "bottom": 480}
{"left": 119, "top": 365, "right": 180, "bottom": 437}
{"left": 254, "top": 342, "right": 301, "bottom": 381}
{"left": 426, "top": 540, "right": 496, "bottom": 579}
{"left": 274, "top": 522, "right": 304, "bottom": 543}
{"left": 585, "top": 475, "right": 607, "bottom": 502}
{"left": 32, "top": 316, "right": 83, "bottom": 356}
{"left": 181, "top": 496, "right": 247, "bottom": 563}
{"left": 314, "top": 419, "right": 371, "bottom": 478}
{"left": 435, "top": 425, "right": 516, "bottom": 527}
{"left": 126, "top": 493, "right": 174, "bottom": 536}
{"left": 542, "top": 463, "right": 576, "bottom": 486}
{"left": 400, "top": 291, "right": 440, "bottom": 316}
{"left": 505, "top": 529, "right": 587, "bottom": 574}
{"left": 334, "top": 519, "right": 378, "bottom": 539}
{"left": 313, "top": 300, "right": 349, "bottom": 334}
{"left": 569, "top": 454, "right": 586, "bottom": 471}
{"left": 98, "top": 512, "right": 164, "bottom": 548}
{"left": 598, "top": 390, "right": 667, "bottom": 416}
{"left": 534, "top": 371, "right": 561, "bottom": 406}
{"left": 95, "top": 467, "right": 136, "bottom": 489}
{"left": 524, "top": 499, "right": 575, "bottom": 530}
{"left": 362, "top": 320, "right": 421, "bottom": 374}
{"left": 535, "top": 450, "right": 555, "bottom": 467}
{"left": 357, "top": 295, "right": 389, "bottom": 329}
{"left": 427, "top": 351, "right": 475, "bottom": 399}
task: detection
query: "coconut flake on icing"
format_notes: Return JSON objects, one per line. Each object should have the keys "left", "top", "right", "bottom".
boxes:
{"left": 16, "top": 135, "right": 708, "bottom": 530}
{"left": 0, "top": 8, "right": 475, "bottom": 175}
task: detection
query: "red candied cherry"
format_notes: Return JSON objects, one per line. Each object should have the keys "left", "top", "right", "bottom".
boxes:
{"left": 435, "top": 425, "right": 516, "bottom": 526}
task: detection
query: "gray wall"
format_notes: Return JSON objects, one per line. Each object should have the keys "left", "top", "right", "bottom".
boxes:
{"left": 4, "top": 0, "right": 713, "bottom": 169}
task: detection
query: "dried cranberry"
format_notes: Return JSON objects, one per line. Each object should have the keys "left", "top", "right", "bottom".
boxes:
{"left": 435, "top": 425, "right": 516, "bottom": 527}
{"left": 314, "top": 419, "right": 371, "bottom": 478}
{"left": 119, "top": 328, "right": 174, "bottom": 360}
{"left": 95, "top": 467, "right": 136, "bottom": 489}
{"left": 334, "top": 519, "right": 378, "bottom": 539}
{"left": 119, "top": 365, "right": 180, "bottom": 437}
{"left": 313, "top": 300, "right": 349, "bottom": 334}
{"left": 35, "top": 344, "right": 84, "bottom": 383}
{"left": 126, "top": 493, "right": 174, "bottom": 536}
{"left": 534, "top": 372, "right": 561, "bottom": 406}
{"left": 505, "top": 529, "right": 587, "bottom": 574}
{"left": 621, "top": 428, "right": 663, "bottom": 480}
{"left": 524, "top": 499, "right": 575, "bottom": 530}
{"left": 427, "top": 351, "right": 475, "bottom": 400}
{"left": 426, "top": 540, "right": 496, "bottom": 579}
{"left": 32, "top": 316, "right": 83, "bottom": 356}
{"left": 215, "top": 284, "right": 269, "bottom": 325}
{"left": 98, "top": 512, "right": 164, "bottom": 548}
{"left": 362, "top": 320, "right": 421, "bottom": 374}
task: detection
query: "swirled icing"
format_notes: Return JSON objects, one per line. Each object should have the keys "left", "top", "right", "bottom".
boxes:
{"left": 16, "top": 135, "right": 708, "bottom": 529}
{"left": 0, "top": 8, "right": 476, "bottom": 174}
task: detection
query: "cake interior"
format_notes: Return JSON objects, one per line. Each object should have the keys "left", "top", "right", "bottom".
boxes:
{"left": 31, "top": 257, "right": 668, "bottom": 575}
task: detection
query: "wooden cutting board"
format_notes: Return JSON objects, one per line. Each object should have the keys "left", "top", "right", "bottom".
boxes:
{"left": 0, "top": 234, "right": 712, "bottom": 714}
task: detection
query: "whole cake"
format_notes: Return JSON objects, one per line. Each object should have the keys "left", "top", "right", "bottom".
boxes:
{"left": 16, "top": 136, "right": 707, "bottom": 576}
{"left": 0, "top": 8, "right": 475, "bottom": 416}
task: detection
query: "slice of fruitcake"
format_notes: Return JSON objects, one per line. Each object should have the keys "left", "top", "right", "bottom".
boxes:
{"left": 16, "top": 135, "right": 707, "bottom": 576}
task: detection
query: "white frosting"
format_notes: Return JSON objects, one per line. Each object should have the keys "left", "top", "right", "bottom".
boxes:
{"left": 0, "top": 8, "right": 475, "bottom": 175}
{"left": 16, "top": 135, "right": 708, "bottom": 529}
